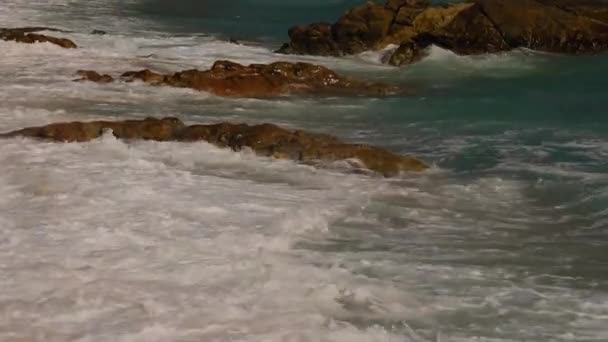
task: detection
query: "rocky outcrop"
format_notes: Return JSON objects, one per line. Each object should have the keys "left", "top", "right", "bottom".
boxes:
{"left": 277, "top": 0, "right": 608, "bottom": 65}
{"left": 75, "top": 60, "right": 400, "bottom": 97}
{"left": 0, "top": 27, "right": 77, "bottom": 48}
{"left": 0, "top": 117, "right": 428, "bottom": 176}
{"left": 75, "top": 70, "right": 114, "bottom": 83}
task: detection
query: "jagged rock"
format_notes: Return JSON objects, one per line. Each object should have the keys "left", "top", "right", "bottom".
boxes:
{"left": 76, "top": 60, "right": 401, "bottom": 97}
{"left": 0, "top": 27, "right": 76, "bottom": 48}
{"left": 0, "top": 117, "right": 428, "bottom": 176}
{"left": 278, "top": 0, "right": 608, "bottom": 65}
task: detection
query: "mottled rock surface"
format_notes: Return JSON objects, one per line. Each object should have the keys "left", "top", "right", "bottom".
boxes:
{"left": 76, "top": 60, "right": 400, "bottom": 97}
{"left": 1, "top": 117, "right": 428, "bottom": 176}
{"left": 277, "top": 0, "right": 608, "bottom": 65}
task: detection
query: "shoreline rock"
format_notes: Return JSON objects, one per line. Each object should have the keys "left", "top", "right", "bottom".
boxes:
{"left": 75, "top": 61, "right": 402, "bottom": 97}
{"left": 0, "top": 117, "right": 428, "bottom": 177}
{"left": 0, "top": 27, "right": 77, "bottom": 48}
{"left": 75, "top": 60, "right": 401, "bottom": 97}
{"left": 277, "top": 0, "right": 608, "bottom": 65}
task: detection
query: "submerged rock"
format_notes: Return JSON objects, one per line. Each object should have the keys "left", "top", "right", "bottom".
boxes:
{"left": 75, "top": 70, "right": 114, "bottom": 83}
{"left": 277, "top": 0, "right": 608, "bottom": 65}
{"left": 76, "top": 60, "right": 401, "bottom": 97}
{"left": 0, "top": 27, "right": 77, "bottom": 48}
{"left": 0, "top": 117, "right": 428, "bottom": 176}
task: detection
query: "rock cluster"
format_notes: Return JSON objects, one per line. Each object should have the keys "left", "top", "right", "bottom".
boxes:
{"left": 277, "top": 0, "right": 608, "bottom": 65}
{"left": 0, "top": 117, "right": 428, "bottom": 176}
{"left": 0, "top": 27, "right": 77, "bottom": 48}
{"left": 75, "top": 60, "right": 400, "bottom": 97}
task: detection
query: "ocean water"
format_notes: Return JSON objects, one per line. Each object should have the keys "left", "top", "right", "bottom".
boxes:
{"left": 1, "top": 0, "right": 608, "bottom": 341}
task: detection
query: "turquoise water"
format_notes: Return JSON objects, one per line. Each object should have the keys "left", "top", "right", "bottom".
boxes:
{"left": 1, "top": 0, "right": 608, "bottom": 340}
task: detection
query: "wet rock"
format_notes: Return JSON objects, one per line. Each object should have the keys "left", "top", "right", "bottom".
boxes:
{"left": 120, "top": 69, "right": 165, "bottom": 85}
{"left": 77, "top": 60, "right": 401, "bottom": 97}
{"left": 476, "top": 0, "right": 608, "bottom": 54}
{"left": 278, "top": 0, "right": 608, "bottom": 65}
{"left": 1, "top": 117, "right": 428, "bottom": 176}
{"left": 0, "top": 117, "right": 184, "bottom": 142}
{"left": 0, "top": 27, "right": 69, "bottom": 34}
{"left": 332, "top": 2, "right": 396, "bottom": 54}
{"left": 75, "top": 70, "right": 114, "bottom": 83}
{"left": 541, "top": 0, "right": 608, "bottom": 23}
{"left": 277, "top": 23, "right": 341, "bottom": 56}
{"left": 0, "top": 27, "right": 77, "bottom": 48}
{"left": 385, "top": 39, "right": 430, "bottom": 66}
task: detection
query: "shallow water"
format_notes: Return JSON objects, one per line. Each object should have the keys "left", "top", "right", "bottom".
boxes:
{"left": 1, "top": 0, "right": 608, "bottom": 341}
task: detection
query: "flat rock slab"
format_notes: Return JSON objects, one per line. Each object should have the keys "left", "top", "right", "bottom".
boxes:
{"left": 75, "top": 60, "right": 401, "bottom": 98}
{"left": 0, "top": 117, "right": 428, "bottom": 177}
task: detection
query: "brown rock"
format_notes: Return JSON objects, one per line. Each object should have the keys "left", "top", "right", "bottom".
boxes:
{"left": 0, "top": 117, "right": 184, "bottom": 142}
{"left": 300, "top": 143, "right": 428, "bottom": 176}
{"left": 536, "top": 0, "right": 608, "bottom": 24}
{"left": 278, "top": 0, "right": 608, "bottom": 65}
{"left": 77, "top": 60, "right": 401, "bottom": 97}
{"left": 385, "top": 39, "right": 430, "bottom": 66}
{"left": 277, "top": 23, "right": 341, "bottom": 56}
{"left": 386, "top": 0, "right": 430, "bottom": 12}
{"left": 386, "top": 2, "right": 510, "bottom": 65}
{"left": 121, "top": 69, "right": 165, "bottom": 84}
{"left": 0, "top": 27, "right": 77, "bottom": 48}
{"left": 76, "top": 70, "right": 114, "bottom": 83}
{"left": 332, "top": 2, "right": 396, "bottom": 54}
{"left": 1, "top": 117, "right": 428, "bottom": 177}
{"left": 477, "top": 0, "right": 608, "bottom": 54}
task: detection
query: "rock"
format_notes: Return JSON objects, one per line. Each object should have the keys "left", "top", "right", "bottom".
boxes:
{"left": 1, "top": 117, "right": 428, "bottom": 176}
{"left": 0, "top": 27, "right": 69, "bottom": 34}
{"left": 332, "top": 2, "right": 396, "bottom": 54}
{"left": 386, "top": 0, "right": 430, "bottom": 12}
{"left": 541, "top": 0, "right": 608, "bottom": 22}
{"left": 386, "top": 2, "right": 510, "bottom": 66}
{"left": 476, "top": 0, "right": 608, "bottom": 54}
{"left": 77, "top": 60, "right": 401, "bottom": 97}
{"left": 300, "top": 143, "right": 428, "bottom": 176}
{"left": 0, "top": 117, "right": 184, "bottom": 142}
{"left": 91, "top": 29, "right": 107, "bottom": 35}
{"left": 0, "top": 27, "right": 77, "bottom": 48}
{"left": 278, "top": 0, "right": 608, "bottom": 65}
{"left": 277, "top": 23, "right": 341, "bottom": 56}
{"left": 75, "top": 70, "right": 114, "bottom": 83}
{"left": 385, "top": 39, "right": 430, "bottom": 66}
{"left": 121, "top": 69, "right": 165, "bottom": 84}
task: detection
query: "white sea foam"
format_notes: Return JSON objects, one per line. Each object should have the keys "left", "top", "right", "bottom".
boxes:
{"left": 1, "top": 0, "right": 608, "bottom": 341}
